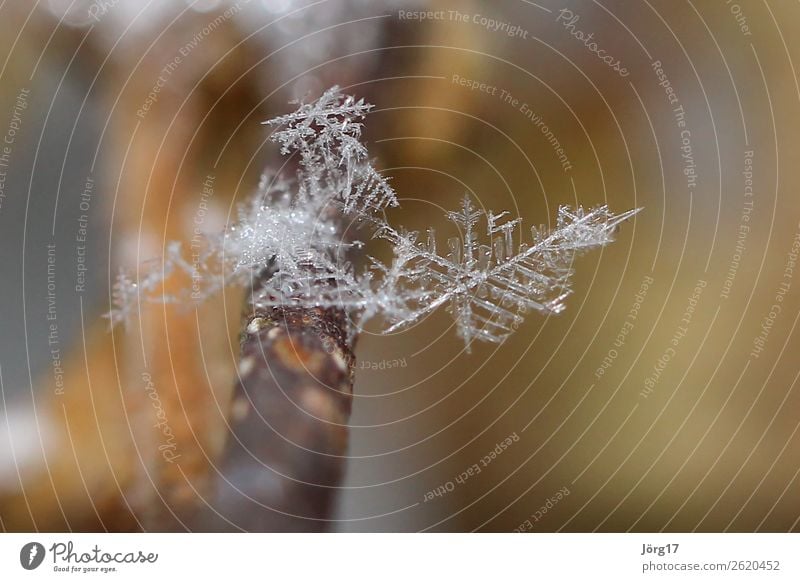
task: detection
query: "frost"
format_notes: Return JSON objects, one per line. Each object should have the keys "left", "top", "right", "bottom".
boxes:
{"left": 108, "top": 86, "right": 641, "bottom": 350}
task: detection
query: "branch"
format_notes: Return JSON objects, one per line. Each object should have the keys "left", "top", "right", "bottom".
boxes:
{"left": 201, "top": 269, "right": 356, "bottom": 531}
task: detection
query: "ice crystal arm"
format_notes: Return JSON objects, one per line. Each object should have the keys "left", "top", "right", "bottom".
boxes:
{"left": 375, "top": 198, "right": 641, "bottom": 349}
{"left": 265, "top": 85, "right": 397, "bottom": 213}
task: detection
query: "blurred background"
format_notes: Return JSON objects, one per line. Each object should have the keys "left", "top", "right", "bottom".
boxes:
{"left": 0, "top": 0, "right": 799, "bottom": 532}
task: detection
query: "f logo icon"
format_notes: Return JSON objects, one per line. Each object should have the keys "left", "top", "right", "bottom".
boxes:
{"left": 20, "top": 542, "right": 45, "bottom": 570}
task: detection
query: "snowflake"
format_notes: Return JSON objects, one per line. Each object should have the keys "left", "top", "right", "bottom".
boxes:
{"left": 108, "top": 86, "right": 641, "bottom": 350}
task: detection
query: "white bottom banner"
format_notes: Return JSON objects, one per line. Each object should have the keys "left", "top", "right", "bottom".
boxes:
{"left": 0, "top": 533, "right": 796, "bottom": 580}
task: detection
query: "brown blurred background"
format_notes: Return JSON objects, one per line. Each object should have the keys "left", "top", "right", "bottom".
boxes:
{"left": 0, "top": 0, "right": 799, "bottom": 532}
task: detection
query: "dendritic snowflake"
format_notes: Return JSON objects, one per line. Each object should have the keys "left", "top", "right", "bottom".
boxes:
{"left": 109, "top": 86, "right": 641, "bottom": 351}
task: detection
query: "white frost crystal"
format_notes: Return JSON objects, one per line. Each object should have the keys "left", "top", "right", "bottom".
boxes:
{"left": 109, "top": 86, "right": 641, "bottom": 350}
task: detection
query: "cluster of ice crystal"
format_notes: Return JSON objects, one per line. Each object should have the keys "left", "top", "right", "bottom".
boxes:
{"left": 109, "top": 86, "right": 640, "bottom": 350}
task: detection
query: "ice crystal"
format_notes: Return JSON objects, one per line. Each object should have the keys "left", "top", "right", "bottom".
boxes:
{"left": 108, "top": 86, "right": 641, "bottom": 350}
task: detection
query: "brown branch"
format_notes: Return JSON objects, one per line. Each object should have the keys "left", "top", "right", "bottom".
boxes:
{"left": 197, "top": 271, "right": 356, "bottom": 531}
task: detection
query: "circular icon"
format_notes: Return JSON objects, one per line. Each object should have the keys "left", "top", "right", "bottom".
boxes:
{"left": 19, "top": 542, "right": 45, "bottom": 570}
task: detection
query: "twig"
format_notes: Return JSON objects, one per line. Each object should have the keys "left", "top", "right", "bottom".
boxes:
{"left": 203, "top": 269, "right": 356, "bottom": 531}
